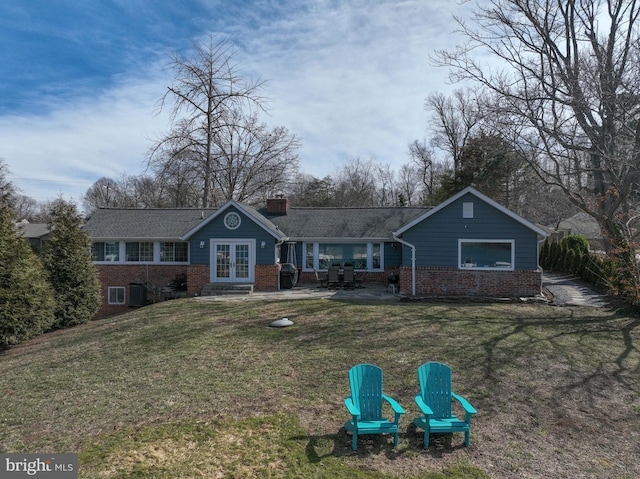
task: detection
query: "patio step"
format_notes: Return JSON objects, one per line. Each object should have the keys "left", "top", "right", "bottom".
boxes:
{"left": 201, "top": 283, "right": 254, "bottom": 296}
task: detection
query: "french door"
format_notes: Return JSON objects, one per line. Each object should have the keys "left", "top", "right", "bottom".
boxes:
{"left": 211, "top": 240, "right": 254, "bottom": 282}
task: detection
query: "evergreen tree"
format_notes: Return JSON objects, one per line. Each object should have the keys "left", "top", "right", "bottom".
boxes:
{"left": 41, "top": 200, "right": 101, "bottom": 329}
{"left": 0, "top": 204, "right": 56, "bottom": 347}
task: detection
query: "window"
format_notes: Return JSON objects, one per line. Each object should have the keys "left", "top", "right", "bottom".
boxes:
{"left": 224, "top": 212, "right": 241, "bottom": 230}
{"left": 459, "top": 240, "right": 514, "bottom": 270}
{"left": 108, "top": 286, "right": 125, "bottom": 304}
{"left": 160, "top": 242, "right": 189, "bottom": 262}
{"left": 463, "top": 202, "right": 474, "bottom": 218}
{"left": 304, "top": 242, "right": 383, "bottom": 271}
{"left": 125, "top": 242, "right": 154, "bottom": 262}
{"left": 305, "top": 242, "right": 315, "bottom": 269}
{"left": 372, "top": 243, "right": 381, "bottom": 269}
{"left": 92, "top": 242, "right": 120, "bottom": 261}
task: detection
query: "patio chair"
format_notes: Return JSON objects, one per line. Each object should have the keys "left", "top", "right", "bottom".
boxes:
{"left": 342, "top": 265, "right": 355, "bottom": 289}
{"left": 413, "top": 362, "right": 477, "bottom": 447}
{"left": 327, "top": 265, "right": 341, "bottom": 289}
{"left": 313, "top": 268, "right": 328, "bottom": 288}
{"left": 344, "top": 363, "right": 405, "bottom": 450}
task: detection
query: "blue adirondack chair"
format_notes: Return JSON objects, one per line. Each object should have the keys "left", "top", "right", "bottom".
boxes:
{"left": 413, "top": 362, "right": 477, "bottom": 447}
{"left": 344, "top": 363, "right": 405, "bottom": 450}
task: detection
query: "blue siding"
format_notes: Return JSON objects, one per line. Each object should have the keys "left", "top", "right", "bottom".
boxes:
{"left": 189, "top": 206, "right": 278, "bottom": 265}
{"left": 384, "top": 242, "right": 402, "bottom": 266}
{"left": 401, "top": 193, "right": 540, "bottom": 269}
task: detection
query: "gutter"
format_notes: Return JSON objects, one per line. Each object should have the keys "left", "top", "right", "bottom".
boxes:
{"left": 392, "top": 234, "right": 416, "bottom": 296}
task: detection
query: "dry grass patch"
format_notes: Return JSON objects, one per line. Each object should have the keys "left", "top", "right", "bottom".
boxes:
{"left": 1, "top": 298, "right": 638, "bottom": 478}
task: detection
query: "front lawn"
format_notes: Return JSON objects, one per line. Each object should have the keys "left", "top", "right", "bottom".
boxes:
{"left": 0, "top": 298, "right": 638, "bottom": 478}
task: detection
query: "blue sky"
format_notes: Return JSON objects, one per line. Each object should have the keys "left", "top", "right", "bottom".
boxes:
{"left": 0, "top": 0, "right": 466, "bottom": 204}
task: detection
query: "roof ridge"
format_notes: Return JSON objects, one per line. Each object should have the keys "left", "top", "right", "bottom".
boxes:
{"left": 97, "top": 207, "right": 218, "bottom": 211}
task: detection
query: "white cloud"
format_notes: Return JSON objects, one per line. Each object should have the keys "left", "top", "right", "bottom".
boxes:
{"left": 2, "top": 68, "right": 172, "bottom": 202}
{"left": 1, "top": 0, "right": 469, "bottom": 203}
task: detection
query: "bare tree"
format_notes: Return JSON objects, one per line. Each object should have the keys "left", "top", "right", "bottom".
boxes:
{"left": 396, "top": 163, "right": 422, "bottom": 206}
{"left": 433, "top": 0, "right": 640, "bottom": 253}
{"left": 13, "top": 195, "right": 38, "bottom": 221}
{"left": 373, "top": 163, "right": 397, "bottom": 206}
{"left": 333, "top": 157, "right": 378, "bottom": 207}
{"left": 149, "top": 36, "right": 301, "bottom": 208}
{"left": 426, "top": 88, "right": 486, "bottom": 173}
{"left": 81, "top": 177, "right": 120, "bottom": 213}
{"left": 208, "top": 110, "right": 300, "bottom": 206}
{"left": 407, "top": 139, "right": 436, "bottom": 201}
{"left": 286, "top": 173, "right": 335, "bottom": 207}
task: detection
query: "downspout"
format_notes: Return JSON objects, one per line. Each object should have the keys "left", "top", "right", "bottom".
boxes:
{"left": 275, "top": 237, "right": 286, "bottom": 290}
{"left": 392, "top": 234, "right": 416, "bottom": 296}
{"left": 537, "top": 236, "right": 547, "bottom": 296}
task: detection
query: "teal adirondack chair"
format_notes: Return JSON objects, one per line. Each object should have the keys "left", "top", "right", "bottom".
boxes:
{"left": 344, "top": 363, "right": 405, "bottom": 450}
{"left": 413, "top": 362, "right": 477, "bottom": 447}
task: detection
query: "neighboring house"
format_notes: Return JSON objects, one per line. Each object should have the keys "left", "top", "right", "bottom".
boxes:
{"left": 15, "top": 221, "right": 51, "bottom": 251}
{"left": 556, "top": 211, "right": 604, "bottom": 250}
{"left": 83, "top": 187, "right": 548, "bottom": 317}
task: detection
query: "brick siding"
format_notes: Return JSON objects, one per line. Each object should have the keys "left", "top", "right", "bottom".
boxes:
{"left": 399, "top": 266, "right": 542, "bottom": 297}
{"left": 95, "top": 263, "right": 282, "bottom": 318}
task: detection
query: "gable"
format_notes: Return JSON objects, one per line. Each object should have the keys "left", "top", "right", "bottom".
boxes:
{"left": 394, "top": 187, "right": 547, "bottom": 238}
{"left": 181, "top": 200, "right": 286, "bottom": 240}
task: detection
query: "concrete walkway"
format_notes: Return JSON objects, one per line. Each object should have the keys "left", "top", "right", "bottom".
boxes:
{"left": 193, "top": 274, "right": 611, "bottom": 308}
{"left": 542, "top": 272, "right": 610, "bottom": 307}
{"left": 193, "top": 283, "right": 399, "bottom": 302}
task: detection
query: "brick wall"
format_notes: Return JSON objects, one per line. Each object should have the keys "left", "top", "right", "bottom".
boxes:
{"left": 95, "top": 263, "right": 282, "bottom": 318}
{"left": 399, "top": 266, "right": 542, "bottom": 297}
{"left": 256, "top": 264, "right": 279, "bottom": 290}
{"left": 96, "top": 264, "right": 190, "bottom": 318}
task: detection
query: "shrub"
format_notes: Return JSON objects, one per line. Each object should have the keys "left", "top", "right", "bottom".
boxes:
{"left": 540, "top": 239, "right": 551, "bottom": 269}
{"left": 560, "top": 234, "right": 590, "bottom": 256}
{"left": 0, "top": 207, "right": 56, "bottom": 347}
{"left": 41, "top": 200, "right": 101, "bottom": 329}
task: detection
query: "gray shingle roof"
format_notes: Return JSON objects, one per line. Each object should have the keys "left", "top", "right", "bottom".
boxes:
{"left": 83, "top": 205, "right": 430, "bottom": 240}
{"left": 15, "top": 222, "right": 51, "bottom": 239}
{"left": 263, "top": 206, "right": 429, "bottom": 240}
{"left": 84, "top": 208, "right": 218, "bottom": 239}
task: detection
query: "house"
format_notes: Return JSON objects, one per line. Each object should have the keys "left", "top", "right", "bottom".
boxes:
{"left": 15, "top": 221, "right": 51, "bottom": 252}
{"left": 83, "top": 187, "right": 548, "bottom": 317}
{"left": 556, "top": 211, "right": 604, "bottom": 250}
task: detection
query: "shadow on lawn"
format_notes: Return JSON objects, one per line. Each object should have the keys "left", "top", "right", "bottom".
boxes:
{"left": 474, "top": 309, "right": 640, "bottom": 431}
{"left": 297, "top": 424, "right": 467, "bottom": 464}
{"left": 481, "top": 310, "right": 639, "bottom": 382}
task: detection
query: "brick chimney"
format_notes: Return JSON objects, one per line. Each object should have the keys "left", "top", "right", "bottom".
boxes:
{"left": 266, "top": 194, "right": 289, "bottom": 215}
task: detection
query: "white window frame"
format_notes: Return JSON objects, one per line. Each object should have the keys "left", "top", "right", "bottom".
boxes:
{"left": 125, "top": 241, "right": 154, "bottom": 262}
{"left": 93, "top": 241, "right": 189, "bottom": 264}
{"left": 458, "top": 239, "right": 515, "bottom": 271}
{"left": 302, "top": 241, "right": 384, "bottom": 272}
{"left": 159, "top": 241, "right": 189, "bottom": 263}
{"left": 108, "top": 286, "right": 126, "bottom": 304}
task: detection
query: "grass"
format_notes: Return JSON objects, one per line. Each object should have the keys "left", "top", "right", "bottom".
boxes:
{"left": 0, "top": 297, "right": 639, "bottom": 478}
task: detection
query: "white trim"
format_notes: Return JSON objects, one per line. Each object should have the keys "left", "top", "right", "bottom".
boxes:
{"left": 458, "top": 239, "right": 515, "bottom": 271}
{"left": 93, "top": 240, "right": 189, "bottom": 264}
{"left": 301, "top": 241, "right": 384, "bottom": 272}
{"left": 210, "top": 238, "right": 256, "bottom": 283}
{"left": 108, "top": 286, "right": 126, "bottom": 304}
